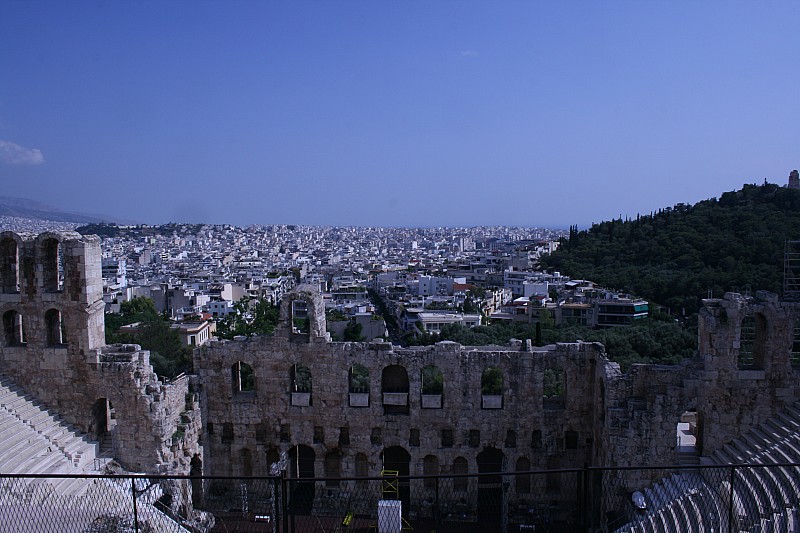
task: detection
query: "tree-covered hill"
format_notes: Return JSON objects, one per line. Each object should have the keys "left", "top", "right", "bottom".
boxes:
{"left": 540, "top": 181, "right": 800, "bottom": 315}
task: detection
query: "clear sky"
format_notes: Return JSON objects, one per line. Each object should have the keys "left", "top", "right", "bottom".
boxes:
{"left": 1, "top": 1, "right": 798, "bottom": 228}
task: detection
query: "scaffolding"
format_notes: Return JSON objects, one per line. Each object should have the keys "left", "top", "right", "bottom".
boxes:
{"left": 784, "top": 241, "right": 800, "bottom": 301}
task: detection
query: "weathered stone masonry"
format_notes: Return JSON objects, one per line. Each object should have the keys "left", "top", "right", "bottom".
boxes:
{"left": 3, "top": 231, "right": 800, "bottom": 518}
{"left": 0, "top": 231, "right": 201, "bottom": 474}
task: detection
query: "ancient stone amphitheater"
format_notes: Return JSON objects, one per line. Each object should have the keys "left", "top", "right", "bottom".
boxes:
{"left": 2, "top": 230, "right": 800, "bottom": 531}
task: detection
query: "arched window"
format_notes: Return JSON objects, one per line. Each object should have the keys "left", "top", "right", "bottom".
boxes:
{"left": 423, "top": 455, "right": 439, "bottom": 490}
{"left": 232, "top": 361, "right": 255, "bottom": 393}
{"left": 481, "top": 367, "right": 503, "bottom": 409}
{"left": 324, "top": 451, "right": 341, "bottom": 487}
{"left": 41, "top": 237, "right": 63, "bottom": 293}
{"left": 382, "top": 365, "right": 410, "bottom": 414}
{"left": 515, "top": 457, "right": 531, "bottom": 494}
{"left": 291, "top": 364, "right": 312, "bottom": 406}
{"left": 543, "top": 367, "right": 565, "bottom": 409}
{"left": 0, "top": 236, "right": 19, "bottom": 293}
{"left": 45, "top": 308, "right": 65, "bottom": 346}
{"left": 349, "top": 363, "right": 370, "bottom": 407}
{"left": 421, "top": 365, "right": 444, "bottom": 409}
{"left": 738, "top": 314, "right": 770, "bottom": 370}
{"left": 355, "top": 453, "right": 369, "bottom": 487}
{"left": 453, "top": 457, "right": 468, "bottom": 492}
{"left": 3, "top": 310, "right": 25, "bottom": 346}
{"left": 240, "top": 448, "right": 253, "bottom": 477}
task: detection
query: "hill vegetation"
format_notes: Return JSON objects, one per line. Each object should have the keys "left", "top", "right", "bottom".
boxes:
{"left": 540, "top": 181, "right": 800, "bottom": 316}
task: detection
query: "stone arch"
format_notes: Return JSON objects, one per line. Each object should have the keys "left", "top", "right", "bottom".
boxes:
{"left": 349, "top": 363, "right": 370, "bottom": 393}
{"left": 239, "top": 448, "right": 253, "bottom": 477}
{"left": 288, "top": 444, "right": 316, "bottom": 514}
{"left": 421, "top": 364, "right": 443, "bottom": 394}
{"left": 324, "top": 450, "right": 341, "bottom": 487}
{"left": 452, "top": 456, "right": 469, "bottom": 492}
{"left": 45, "top": 308, "right": 65, "bottom": 346}
{"left": 423, "top": 454, "right": 440, "bottom": 490}
{"left": 0, "top": 233, "right": 20, "bottom": 294}
{"left": 349, "top": 363, "right": 370, "bottom": 407}
{"left": 355, "top": 452, "right": 369, "bottom": 487}
{"left": 382, "top": 364, "right": 410, "bottom": 414}
{"left": 90, "top": 398, "right": 116, "bottom": 450}
{"left": 231, "top": 361, "right": 255, "bottom": 393}
{"left": 291, "top": 363, "right": 312, "bottom": 406}
{"left": 278, "top": 285, "right": 327, "bottom": 339}
{"left": 266, "top": 447, "right": 281, "bottom": 474}
{"left": 37, "top": 234, "right": 63, "bottom": 293}
{"left": 3, "top": 309, "right": 25, "bottom": 346}
{"left": 543, "top": 366, "right": 566, "bottom": 409}
{"left": 476, "top": 447, "right": 505, "bottom": 526}
{"left": 481, "top": 366, "right": 503, "bottom": 409}
{"left": 515, "top": 457, "right": 531, "bottom": 494}
{"left": 381, "top": 446, "right": 411, "bottom": 507}
{"left": 738, "top": 313, "right": 769, "bottom": 370}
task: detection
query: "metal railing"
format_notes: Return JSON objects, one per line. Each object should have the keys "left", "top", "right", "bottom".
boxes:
{"left": 3, "top": 462, "right": 800, "bottom": 532}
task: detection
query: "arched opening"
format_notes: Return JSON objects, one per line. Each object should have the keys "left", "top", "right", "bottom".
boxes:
{"left": 421, "top": 364, "right": 444, "bottom": 409}
{"left": 0, "top": 237, "right": 19, "bottom": 293}
{"left": 515, "top": 457, "right": 531, "bottom": 495}
{"left": 291, "top": 299, "right": 309, "bottom": 334}
{"left": 676, "top": 409, "right": 703, "bottom": 461}
{"left": 381, "top": 446, "right": 411, "bottom": 510}
{"left": 90, "top": 398, "right": 115, "bottom": 451}
{"left": 291, "top": 363, "right": 312, "bottom": 406}
{"left": 266, "top": 447, "right": 281, "bottom": 474}
{"left": 481, "top": 367, "right": 503, "bottom": 409}
{"left": 288, "top": 445, "right": 316, "bottom": 514}
{"left": 3, "top": 310, "right": 26, "bottom": 346}
{"left": 382, "top": 365, "right": 409, "bottom": 414}
{"left": 452, "top": 456, "right": 469, "bottom": 492}
{"left": 476, "top": 447, "right": 505, "bottom": 527}
{"left": 41, "top": 237, "right": 63, "bottom": 293}
{"left": 231, "top": 361, "right": 255, "bottom": 393}
{"left": 423, "top": 455, "right": 439, "bottom": 490}
{"left": 543, "top": 367, "right": 565, "bottom": 409}
{"left": 190, "top": 453, "right": 203, "bottom": 507}
{"left": 738, "top": 314, "right": 766, "bottom": 370}
{"left": 349, "top": 363, "right": 370, "bottom": 407}
{"left": 45, "top": 308, "right": 65, "bottom": 346}
{"left": 355, "top": 453, "right": 369, "bottom": 488}
{"left": 324, "top": 451, "right": 341, "bottom": 488}
{"left": 240, "top": 448, "right": 253, "bottom": 477}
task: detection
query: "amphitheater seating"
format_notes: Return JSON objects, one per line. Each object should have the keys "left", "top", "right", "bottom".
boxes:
{"left": 615, "top": 402, "right": 800, "bottom": 532}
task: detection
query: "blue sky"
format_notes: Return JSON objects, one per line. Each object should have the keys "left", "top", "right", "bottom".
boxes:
{"left": 1, "top": 1, "right": 798, "bottom": 228}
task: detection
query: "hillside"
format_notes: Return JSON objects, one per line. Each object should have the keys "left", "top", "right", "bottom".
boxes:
{"left": 0, "top": 196, "right": 119, "bottom": 224}
{"left": 540, "top": 181, "right": 800, "bottom": 315}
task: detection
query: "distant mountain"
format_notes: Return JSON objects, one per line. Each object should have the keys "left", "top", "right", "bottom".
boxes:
{"left": 539, "top": 182, "right": 800, "bottom": 315}
{"left": 0, "top": 196, "right": 125, "bottom": 224}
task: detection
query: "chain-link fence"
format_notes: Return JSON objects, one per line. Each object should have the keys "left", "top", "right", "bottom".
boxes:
{"left": 3, "top": 463, "right": 800, "bottom": 532}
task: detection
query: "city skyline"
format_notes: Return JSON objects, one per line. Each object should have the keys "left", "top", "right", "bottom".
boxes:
{"left": 1, "top": 2, "right": 798, "bottom": 228}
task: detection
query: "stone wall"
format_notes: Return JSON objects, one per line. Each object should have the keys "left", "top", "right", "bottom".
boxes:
{"left": 0, "top": 231, "right": 201, "bottom": 474}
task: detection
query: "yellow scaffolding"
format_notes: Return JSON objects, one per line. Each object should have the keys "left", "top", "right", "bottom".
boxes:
{"left": 379, "top": 469, "right": 412, "bottom": 530}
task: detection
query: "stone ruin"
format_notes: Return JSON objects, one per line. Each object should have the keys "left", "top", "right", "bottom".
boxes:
{"left": 2, "top": 231, "right": 800, "bottom": 522}
{"left": 0, "top": 230, "right": 202, "bottom": 474}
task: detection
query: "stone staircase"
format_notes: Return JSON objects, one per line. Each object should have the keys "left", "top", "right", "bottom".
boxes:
{"left": 0, "top": 373, "right": 190, "bottom": 531}
{"left": 614, "top": 402, "right": 800, "bottom": 532}
{"left": 0, "top": 374, "right": 101, "bottom": 484}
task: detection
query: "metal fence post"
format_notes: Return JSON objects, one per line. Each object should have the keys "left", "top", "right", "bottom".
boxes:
{"left": 728, "top": 466, "right": 735, "bottom": 533}
{"left": 282, "top": 474, "right": 289, "bottom": 533}
{"left": 130, "top": 476, "right": 139, "bottom": 533}
{"left": 435, "top": 475, "right": 441, "bottom": 527}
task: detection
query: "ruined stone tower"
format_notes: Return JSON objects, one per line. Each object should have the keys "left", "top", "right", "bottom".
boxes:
{"left": 0, "top": 231, "right": 201, "bottom": 474}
